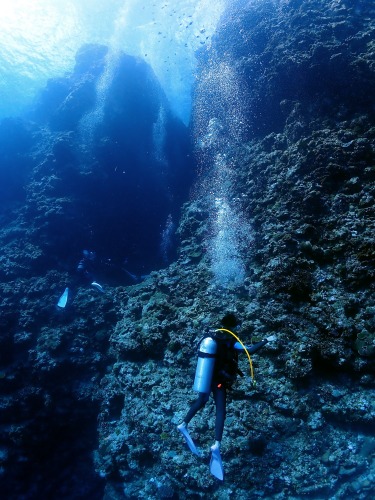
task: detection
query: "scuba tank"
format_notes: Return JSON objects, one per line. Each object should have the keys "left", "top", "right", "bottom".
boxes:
{"left": 193, "top": 337, "right": 217, "bottom": 394}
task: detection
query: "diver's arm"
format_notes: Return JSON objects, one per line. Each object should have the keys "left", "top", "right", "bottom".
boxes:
{"left": 234, "top": 335, "right": 275, "bottom": 354}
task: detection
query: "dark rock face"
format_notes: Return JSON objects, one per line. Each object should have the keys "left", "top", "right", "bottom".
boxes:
{"left": 1, "top": 1, "right": 375, "bottom": 499}
{"left": 212, "top": 0, "right": 375, "bottom": 138}
{"left": 32, "top": 44, "right": 107, "bottom": 130}
{"left": 1, "top": 44, "right": 193, "bottom": 281}
{"left": 206, "top": 0, "right": 375, "bottom": 375}
{"left": 0, "top": 118, "right": 34, "bottom": 203}
{"left": 94, "top": 1, "right": 374, "bottom": 498}
{"left": 0, "top": 44, "right": 193, "bottom": 498}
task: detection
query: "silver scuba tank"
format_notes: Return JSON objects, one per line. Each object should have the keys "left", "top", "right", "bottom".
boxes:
{"left": 193, "top": 337, "right": 217, "bottom": 393}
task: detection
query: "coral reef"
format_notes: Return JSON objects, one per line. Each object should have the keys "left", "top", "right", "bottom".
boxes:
{"left": 0, "top": 1, "right": 374, "bottom": 499}
{"left": 0, "top": 45, "right": 192, "bottom": 498}
{"left": 93, "top": 1, "right": 374, "bottom": 497}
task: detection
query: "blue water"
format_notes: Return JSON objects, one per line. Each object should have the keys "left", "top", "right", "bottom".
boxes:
{"left": 0, "top": 0, "right": 235, "bottom": 278}
{"left": 0, "top": 0, "right": 225, "bottom": 124}
{"left": 1, "top": 1, "right": 374, "bottom": 498}
{"left": 0, "top": 0, "right": 254, "bottom": 287}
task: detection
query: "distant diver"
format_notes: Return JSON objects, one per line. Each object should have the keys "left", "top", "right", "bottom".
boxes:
{"left": 76, "top": 250, "right": 93, "bottom": 281}
{"left": 56, "top": 250, "right": 149, "bottom": 308}
{"left": 56, "top": 250, "right": 104, "bottom": 308}
{"left": 177, "top": 313, "right": 275, "bottom": 480}
{"left": 75, "top": 251, "right": 144, "bottom": 288}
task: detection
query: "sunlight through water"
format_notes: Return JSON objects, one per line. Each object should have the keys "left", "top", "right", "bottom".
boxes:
{"left": 0, "top": 0, "right": 225, "bottom": 123}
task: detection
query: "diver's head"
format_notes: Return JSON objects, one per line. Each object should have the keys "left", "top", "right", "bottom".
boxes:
{"left": 220, "top": 312, "right": 239, "bottom": 330}
{"left": 83, "top": 250, "right": 96, "bottom": 261}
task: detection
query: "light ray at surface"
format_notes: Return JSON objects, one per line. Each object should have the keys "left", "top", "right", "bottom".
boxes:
{"left": 0, "top": 0, "right": 225, "bottom": 123}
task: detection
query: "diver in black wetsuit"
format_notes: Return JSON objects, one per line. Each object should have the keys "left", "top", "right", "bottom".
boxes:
{"left": 56, "top": 250, "right": 103, "bottom": 308}
{"left": 76, "top": 250, "right": 96, "bottom": 283}
{"left": 177, "top": 313, "right": 274, "bottom": 480}
{"left": 77, "top": 251, "right": 145, "bottom": 287}
{"left": 57, "top": 249, "right": 146, "bottom": 308}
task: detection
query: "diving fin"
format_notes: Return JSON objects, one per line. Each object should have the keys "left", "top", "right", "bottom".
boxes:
{"left": 57, "top": 287, "right": 69, "bottom": 308}
{"left": 91, "top": 281, "right": 105, "bottom": 293}
{"left": 177, "top": 423, "right": 200, "bottom": 456}
{"left": 210, "top": 444, "right": 224, "bottom": 480}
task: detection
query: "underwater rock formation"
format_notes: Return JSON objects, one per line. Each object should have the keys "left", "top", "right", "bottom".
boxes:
{"left": 95, "top": 1, "right": 375, "bottom": 498}
{"left": 0, "top": 44, "right": 192, "bottom": 498}
{"left": 0, "top": 44, "right": 193, "bottom": 281}
{"left": 0, "top": 1, "right": 374, "bottom": 499}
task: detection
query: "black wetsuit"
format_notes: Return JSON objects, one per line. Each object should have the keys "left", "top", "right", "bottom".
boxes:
{"left": 77, "top": 255, "right": 95, "bottom": 283}
{"left": 184, "top": 339, "right": 268, "bottom": 441}
{"left": 185, "top": 384, "right": 226, "bottom": 441}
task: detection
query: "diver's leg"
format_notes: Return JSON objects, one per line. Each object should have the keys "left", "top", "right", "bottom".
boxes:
{"left": 209, "top": 385, "right": 226, "bottom": 480}
{"left": 184, "top": 392, "right": 210, "bottom": 424}
{"left": 212, "top": 384, "right": 226, "bottom": 442}
{"left": 177, "top": 392, "right": 209, "bottom": 456}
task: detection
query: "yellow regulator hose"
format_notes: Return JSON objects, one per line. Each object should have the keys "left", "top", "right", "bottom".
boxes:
{"left": 215, "top": 328, "right": 256, "bottom": 386}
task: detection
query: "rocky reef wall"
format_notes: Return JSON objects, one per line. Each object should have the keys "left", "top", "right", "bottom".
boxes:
{"left": 94, "top": 1, "right": 375, "bottom": 498}
{"left": 0, "top": 1, "right": 374, "bottom": 499}
{"left": 0, "top": 45, "right": 192, "bottom": 498}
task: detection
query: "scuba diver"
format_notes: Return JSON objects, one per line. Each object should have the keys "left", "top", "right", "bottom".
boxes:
{"left": 177, "top": 313, "right": 274, "bottom": 481}
{"left": 76, "top": 250, "right": 143, "bottom": 287}
{"left": 57, "top": 250, "right": 104, "bottom": 309}
{"left": 77, "top": 250, "right": 95, "bottom": 282}
{"left": 76, "top": 249, "right": 104, "bottom": 292}
{"left": 57, "top": 250, "right": 148, "bottom": 308}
